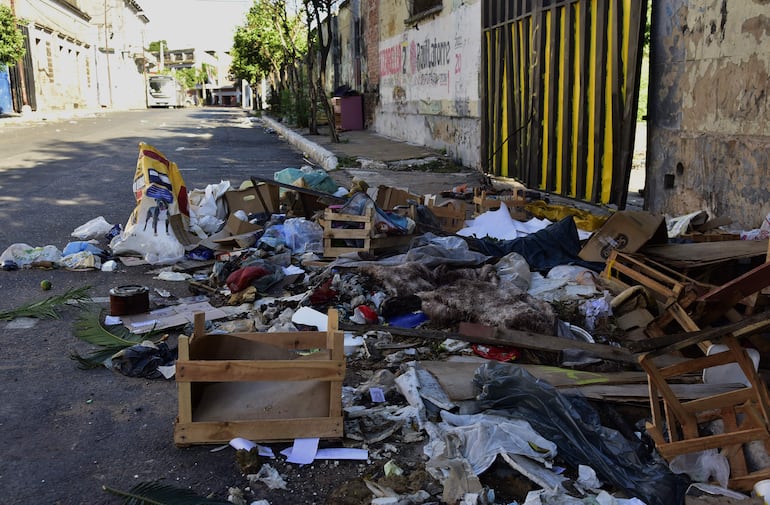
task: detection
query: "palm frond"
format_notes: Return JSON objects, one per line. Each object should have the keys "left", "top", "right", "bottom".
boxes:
{"left": 73, "top": 307, "right": 147, "bottom": 349}
{"left": 0, "top": 286, "right": 91, "bottom": 320}
{"left": 69, "top": 346, "right": 127, "bottom": 370}
{"left": 103, "top": 480, "right": 231, "bottom": 505}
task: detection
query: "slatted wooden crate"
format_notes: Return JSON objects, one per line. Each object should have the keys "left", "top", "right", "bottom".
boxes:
{"left": 174, "top": 309, "right": 345, "bottom": 446}
{"left": 319, "top": 207, "right": 413, "bottom": 258}
{"left": 473, "top": 189, "right": 527, "bottom": 220}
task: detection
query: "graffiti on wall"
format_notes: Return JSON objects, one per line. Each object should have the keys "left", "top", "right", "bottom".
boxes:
{"left": 377, "top": 3, "right": 479, "bottom": 117}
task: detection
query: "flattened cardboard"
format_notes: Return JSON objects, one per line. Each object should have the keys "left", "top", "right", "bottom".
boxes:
{"left": 120, "top": 301, "right": 228, "bottom": 333}
{"left": 579, "top": 211, "right": 667, "bottom": 262}
{"left": 224, "top": 214, "right": 261, "bottom": 236}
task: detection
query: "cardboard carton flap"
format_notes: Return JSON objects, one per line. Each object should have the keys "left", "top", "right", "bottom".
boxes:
{"left": 578, "top": 211, "right": 667, "bottom": 262}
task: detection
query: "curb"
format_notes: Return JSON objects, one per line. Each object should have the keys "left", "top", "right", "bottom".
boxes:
{"left": 259, "top": 116, "right": 339, "bottom": 171}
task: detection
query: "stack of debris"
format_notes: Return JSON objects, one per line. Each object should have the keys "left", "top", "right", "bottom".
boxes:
{"left": 4, "top": 144, "right": 770, "bottom": 505}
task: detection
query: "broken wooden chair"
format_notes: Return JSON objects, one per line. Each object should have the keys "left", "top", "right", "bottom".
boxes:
{"left": 602, "top": 251, "right": 711, "bottom": 340}
{"left": 638, "top": 325, "right": 770, "bottom": 491}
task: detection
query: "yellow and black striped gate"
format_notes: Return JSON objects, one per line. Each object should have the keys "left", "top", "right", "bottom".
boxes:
{"left": 482, "top": 0, "right": 646, "bottom": 208}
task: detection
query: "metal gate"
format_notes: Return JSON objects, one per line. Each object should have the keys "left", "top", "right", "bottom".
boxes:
{"left": 482, "top": 0, "right": 646, "bottom": 208}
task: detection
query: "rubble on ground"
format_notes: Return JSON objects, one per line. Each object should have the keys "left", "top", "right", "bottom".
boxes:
{"left": 4, "top": 143, "right": 770, "bottom": 505}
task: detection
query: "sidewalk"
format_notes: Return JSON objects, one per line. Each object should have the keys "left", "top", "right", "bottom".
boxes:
{"left": 259, "top": 115, "right": 483, "bottom": 199}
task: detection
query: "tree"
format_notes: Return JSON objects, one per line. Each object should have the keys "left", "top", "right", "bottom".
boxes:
{"left": 0, "top": 5, "right": 25, "bottom": 69}
{"left": 148, "top": 40, "right": 168, "bottom": 53}
{"left": 230, "top": 0, "right": 307, "bottom": 122}
{"left": 303, "top": 0, "right": 338, "bottom": 141}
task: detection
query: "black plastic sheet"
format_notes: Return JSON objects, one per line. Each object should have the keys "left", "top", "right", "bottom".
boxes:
{"left": 474, "top": 361, "right": 689, "bottom": 505}
{"left": 463, "top": 216, "right": 605, "bottom": 274}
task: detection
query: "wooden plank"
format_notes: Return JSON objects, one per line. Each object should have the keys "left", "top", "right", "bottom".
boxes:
{"left": 641, "top": 240, "right": 770, "bottom": 268}
{"left": 681, "top": 388, "right": 755, "bottom": 414}
{"left": 177, "top": 360, "right": 344, "bottom": 382}
{"left": 654, "top": 428, "right": 770, "bottom": 459}
{"left": 697, "top": 260, "right": 770, "bottom": 304}
{"left": 627, "top": 310, "right": 770, "bottom": 354}
{"left": 459, "top": 321, "right": 637, "bottom": 364}
{"left": 177, "top": 335, "right": 193, "bottom": 425}
{"left": 226, "top": 331, "right": 327, "bottom": 349}
{"left": 174, "top": 417, "right": 344, "bottom": 445}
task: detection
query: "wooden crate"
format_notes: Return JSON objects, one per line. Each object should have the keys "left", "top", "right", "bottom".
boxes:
{"left": 426, "top": 201, "right": 467, "bottom": 233}
{"left": 473, "top": 190, "right": 527, "bottom": 220}
{"left": 320, "top": 207, "right": 413, "bottom": 258}
{"left": 174, "top": 309, "right": 345, "bottom": 446}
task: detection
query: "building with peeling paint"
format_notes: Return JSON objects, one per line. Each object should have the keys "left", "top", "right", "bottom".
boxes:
{"left": 646, "top": 0, "right": 770, "bottom": 230}
{"left": 330, "top": 0, "right": 481, "bottom": 169}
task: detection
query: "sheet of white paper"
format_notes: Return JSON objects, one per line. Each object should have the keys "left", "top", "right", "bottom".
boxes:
{"left": 229, "top": 438, "right": 275, "bottom": 457}
{"left": 370, "top": 387, "right": 386, "bottom": 403}
{"left": 285, "top": 438, "right": 319, "bottom": 464}
{"left": 280, "top": 446, "right": 369, "bottom": 462}
{"left": 104, "top": 315, "right": 122, "bottom": 325}
{"left": 291, "top": 306, "right": 328, "bottom": 331}
{"left": 314, "top": 448, "right": 368, "bottom": 460}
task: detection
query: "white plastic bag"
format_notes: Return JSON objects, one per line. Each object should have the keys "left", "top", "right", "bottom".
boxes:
{"left": 71, "top": 216, "right": 114, "bottom": 240}
{"left": 0, "top": 243, "right": 62, "bottom": 267}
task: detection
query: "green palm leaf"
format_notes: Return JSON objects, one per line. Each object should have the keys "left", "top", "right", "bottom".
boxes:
{"left": 103, "top": 480, "right": 231, "bottom": 505}
{"left": 69, "top": 346, "right": 128, "bottom": 370}
{"left": 72, "top": 307, "right": 148, "bottom": 348}
{"left": 0, "top": 285, "right": 91, "bottom": 320}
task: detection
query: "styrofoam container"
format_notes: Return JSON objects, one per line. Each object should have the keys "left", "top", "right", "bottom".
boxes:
{"left": 702, "top": 344, "right": 760, "bottom": 387}
{"left": 754, "top": 478, "right": 770, "bottom": 504}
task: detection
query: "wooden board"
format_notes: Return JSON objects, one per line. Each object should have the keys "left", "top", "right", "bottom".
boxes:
{"left": 641, "top": 240, "right": 769, "bottom": 268}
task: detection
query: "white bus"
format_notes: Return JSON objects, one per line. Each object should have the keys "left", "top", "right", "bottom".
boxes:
{"left": 146, "top": 75, "right": 187, "bottom": 108}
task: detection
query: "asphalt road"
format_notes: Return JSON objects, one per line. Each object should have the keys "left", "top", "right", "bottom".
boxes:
{"left": 0, "top": 107, "right": 312, "bottom": 504}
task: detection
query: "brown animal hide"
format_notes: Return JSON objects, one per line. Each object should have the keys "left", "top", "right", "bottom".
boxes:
{"left": 419, "top": 280, "right": 556, "bottom": 335}
{"left": 359, "top": 263, "right": 436, "bottom": 296}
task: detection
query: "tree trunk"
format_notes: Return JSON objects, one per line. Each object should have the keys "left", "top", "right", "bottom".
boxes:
{"left": 317, "top": 79, "right": 339, "bottom": 143}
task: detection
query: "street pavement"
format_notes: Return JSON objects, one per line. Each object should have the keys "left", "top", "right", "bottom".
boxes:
{"left": 0, "top": 104, "right": 644, "bottom": 210}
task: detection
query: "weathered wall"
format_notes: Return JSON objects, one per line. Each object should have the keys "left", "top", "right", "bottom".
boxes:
{"left": 11, "top": 0, "right": 98, "bottom": 111}
{"left": 647, "top": 0, "right": 770, "bottom": 229}
{"left": 375, "top": 0, "right": 481, "bottom": 169}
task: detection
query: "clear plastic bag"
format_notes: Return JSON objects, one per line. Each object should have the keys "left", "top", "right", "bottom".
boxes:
{"left": 282, "top": 217, "right": 323, "bottom": 254}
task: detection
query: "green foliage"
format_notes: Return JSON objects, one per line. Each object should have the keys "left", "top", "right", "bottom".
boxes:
{"left": 0, "top": 5, "right": 25, "bottom": 69}
{"left": 148, "top": 40, "right": 168, "bottom": 53}
{"left": 229, "top": 0, "right": 307, "bottom": 87}
{"left": 0, "top": 286, "right": 91, "bottom": 321}
{"left": 174, "top": 67, "right": 197, "bottom": 90}
{"left": 279, "top": 85, "right": 309, "bottom": 127}
{"left": 103, "top": 480, "right": 231, "bottom": 504}
{"left": 70, "top": 307, "right": 161, "bottom": 370}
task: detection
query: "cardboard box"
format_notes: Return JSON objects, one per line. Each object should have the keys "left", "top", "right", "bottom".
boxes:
{"left": 579, "top": 211, "right": 667, "bottom": 262}
{"left": 224, "top": 184, "right": 279, "bottom": 220}
{"left": 375, "top": 185, "right": 421, "bottom": 211}
{"left": 224, "top": 214, "right": 261, "bottom": 236}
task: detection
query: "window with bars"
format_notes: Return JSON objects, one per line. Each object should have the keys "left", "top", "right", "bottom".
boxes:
{"left": 406, "top": 0, "right": 442, "bottom": 24}
{"left": 46, "top": 41, "right": 54, "bottom": 81}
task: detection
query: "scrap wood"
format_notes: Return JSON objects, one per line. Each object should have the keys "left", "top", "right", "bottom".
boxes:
{"left": 459, "top": 322, "right": 638, "bottom": 364}
{"left": 339, "top": 321, "right": 637, "bottom": 364}
{"left": 626, "top": 310, "right": 770, "bottom": 355}
{"left": 421, "top": 360, "right": 648, "bottom": 401}
{"left": 560, "top": 382, "right": 744, "bottom": 403}
{"left": 641, "top": 239, "right": 769, "bottom": 268}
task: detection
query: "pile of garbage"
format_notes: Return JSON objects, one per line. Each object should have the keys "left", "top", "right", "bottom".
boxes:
{"left": 4, "top": 143, "right": 770, "bottom": 505}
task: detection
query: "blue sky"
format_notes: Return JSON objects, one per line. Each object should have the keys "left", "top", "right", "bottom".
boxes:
{"left": 141, "top": 0, "right": 252, "bottom": 51}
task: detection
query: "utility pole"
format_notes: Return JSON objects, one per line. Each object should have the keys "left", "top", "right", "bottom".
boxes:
{"left": 159, "top": 40, "right": 164, "bottom": 71}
